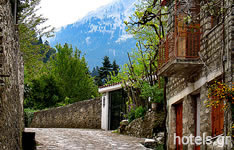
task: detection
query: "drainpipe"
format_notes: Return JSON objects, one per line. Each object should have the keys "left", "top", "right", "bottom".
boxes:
{"left": 221, "top": 0, "right": 227, "bottom": 149}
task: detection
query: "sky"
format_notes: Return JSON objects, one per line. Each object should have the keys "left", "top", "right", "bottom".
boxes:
{"left": 38, "top": 0, "right": 115, "bottom": 29}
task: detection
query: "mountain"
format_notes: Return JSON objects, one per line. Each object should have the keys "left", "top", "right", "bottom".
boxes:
{"left": 49, "top": 0, "right": 137, "bottom": 69}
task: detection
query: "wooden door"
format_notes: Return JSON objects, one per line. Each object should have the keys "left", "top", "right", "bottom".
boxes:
{"left": 176, "top": 103, "right": 183, "bottom": 150}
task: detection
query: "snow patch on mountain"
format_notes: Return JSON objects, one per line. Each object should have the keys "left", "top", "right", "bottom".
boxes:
{"left": 50, "top": 0, "right": 138, "bottom": 68}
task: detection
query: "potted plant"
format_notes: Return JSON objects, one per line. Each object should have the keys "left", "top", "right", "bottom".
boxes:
{"left": 141, "top": 82, "right": 164, "bottom": 111}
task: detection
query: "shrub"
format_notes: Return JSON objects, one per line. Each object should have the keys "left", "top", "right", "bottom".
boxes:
{"left": 24, "top": 74, "right": 64, "bottom": 109}
{"left": 128, "top": 106, "right": 147, "bottom": 123}
{"left": 135, "top": 106, "right": 147, "bottom": 119}
{"left": 154, "top": 144, "right": 164, "bottom": 150}
{"left": 24, "top": 108, "right": 38, "bottom": 127}
{"left": 140, "top": 82, "right": 164, "bottom": 103}
{"left": 128, "top": 108, "right": 136, "bottom": 123}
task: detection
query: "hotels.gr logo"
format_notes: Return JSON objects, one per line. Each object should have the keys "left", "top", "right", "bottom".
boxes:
{"left": 174, "top": 133, "right": 232, "bottom": 147}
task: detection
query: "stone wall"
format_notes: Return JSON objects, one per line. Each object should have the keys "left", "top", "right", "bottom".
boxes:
{"left": 30, "top": 98, "right": 101, "bottom": 129}
{"left": 0, "top": 0, "right": 24, "bottom": 149}
{"left": 120, "top": 111, "right": 165, "bottom": 138}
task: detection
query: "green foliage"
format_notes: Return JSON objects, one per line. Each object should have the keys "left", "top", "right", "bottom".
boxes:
{"left": 107, "top": 0, "right": 168, "bottom": 108}
{"left": 112, "top": 60, "right": 119, "bottom": 75}
{"left": 19, "top": 1, "right": 99, "bottom": 110}
{"left": 128, "top": 106, "right": 147, "bottom": 123}
{"left": 154, "top": 144, "right": 164, "bottom": 150}
{"left": 93, "top": 56, "right": 120, "bottom": 86}
{"left": 106, "top": 71, "right": 122, "bottom": 85}
{"left": 134, "top": 106, "right": 147, "bottom": 119}
{"left": 98, "top": 56, "right": 113, "bottom": 85}
{"left": 18, "top": 0, "right": 55, "bottom": 81}
{"left": 51, "top": 43, "right": 98, "bottom": 102}
{"left": 24, "top": 74, "right": 64, "bottom": 109}
{"left": 24, "top": 108, "right": 38, "bottom": 127}
{"left": 140, "top": 81, "right": 164, "bottom": 103}
{"left": 128, "top": 108, "right": 136, "bottom": 123}
{"left": 111, "top": 130, "right": 119, "bottom": 134}
{"left": 18, "top": 0, "right": 54, "bottom": 38}
{"left": 24, "top": 43, "right": 99, "bottom": 109}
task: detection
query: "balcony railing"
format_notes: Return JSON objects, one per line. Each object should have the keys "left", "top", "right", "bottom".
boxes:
{"left": 158, "top": 25, "right": 200, "bottom": 70}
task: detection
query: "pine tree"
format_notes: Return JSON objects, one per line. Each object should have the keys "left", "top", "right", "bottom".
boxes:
{"left": 112, "top": 60, "right": 119, "bottom": 75}
{"left": 91, "top": 66, "right": 99, "bottom": 77}
{"left": 98, "top": 56, "right": 113, "bottom": 85}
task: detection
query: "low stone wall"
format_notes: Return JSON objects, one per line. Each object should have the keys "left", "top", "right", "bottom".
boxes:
{"left": 120, "top": 111, "right": 165, "bottom": 138}
{"left": 30, "top": 98, "right": 101, "bottom": 129}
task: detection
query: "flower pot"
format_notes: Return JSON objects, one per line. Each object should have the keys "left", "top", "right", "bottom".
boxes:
{"left": 151, "top": 102, "right": 157, "bottom": 111}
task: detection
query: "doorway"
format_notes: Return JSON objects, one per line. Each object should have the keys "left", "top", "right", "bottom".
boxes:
{"left": 108, "top": 89, "right": 127, "bottom": 130}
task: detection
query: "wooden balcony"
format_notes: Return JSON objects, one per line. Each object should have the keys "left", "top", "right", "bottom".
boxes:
{"left": 158, "top": 25, "right": 203, "bottom": 77}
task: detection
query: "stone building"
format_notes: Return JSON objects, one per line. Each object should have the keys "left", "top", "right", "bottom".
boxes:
{"left": 0, "top": 0, "right": 24, "bottom": 149}
{"left": 158, "top": 0, "right": 233, "bottom": 149}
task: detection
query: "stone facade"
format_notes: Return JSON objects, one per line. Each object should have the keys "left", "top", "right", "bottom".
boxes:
{"left": 120, "top": 111, "right": 165, "bottom": 138}
{"left": 0, "top": 0, "right": 24, "bottom": 149}
{"left": 161, "top": 0, "right": 233, "bottom": 149}
{"left": 30, "top": 98, "right": 101, "bottom": 129}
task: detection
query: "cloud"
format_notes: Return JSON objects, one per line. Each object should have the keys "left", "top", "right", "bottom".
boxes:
{"left": 115, "top": 34, "right": 133, "bottom": 43}
{"left": 38, "top": 0, "right": 115, "bottom": 29}
{"left": 85, "top": 37, "right": 91, "bottom": 45}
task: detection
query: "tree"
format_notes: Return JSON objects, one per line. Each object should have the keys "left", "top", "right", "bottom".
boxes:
{"left": 91, "top": 66, "right": 100, "bottom": 77}
{"left": 98, "top": 56, "right": 113, "bottom": 85}
{"left": 24, "top": 74, "right": 64, "bottom": 109}
{"left": 96, "top": 56, "right": 120, "bottom": 86}
{"left": 52, "top": 44, "right": 98, "bottom": 102}
{"left": 18, "top": 0, "right": 55, "bottom": 80}
{"left": 112, "top": 60, "right": 120, "bottom": 75}
{"left": 43, "top": 40, "right": 56, "bottom": 63}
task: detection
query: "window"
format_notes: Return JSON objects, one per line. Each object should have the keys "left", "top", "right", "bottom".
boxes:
{"left": 210, "top": 0, "right": 222, "bottom": 28}
{"left": 212, "top": 101, "right": 224, "bottom": 136}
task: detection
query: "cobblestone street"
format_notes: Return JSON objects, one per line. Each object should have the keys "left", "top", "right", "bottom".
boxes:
{"left": 25, "top": 128, "right": 150, "bottom": 150}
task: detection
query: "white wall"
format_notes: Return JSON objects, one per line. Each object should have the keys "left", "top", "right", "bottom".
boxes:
{"left": 101, "top": 92, "right": 109, "bottom": 130}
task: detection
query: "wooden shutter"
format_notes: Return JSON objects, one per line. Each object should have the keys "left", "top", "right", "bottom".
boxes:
{"left": 212, "top": 101, "right": 224, "bottom": 136}
{"left": 219, "top": 102, "right": 224, "bottom": 134}
{"left": 176, "top": 103, "right": 183, "bottom": 150}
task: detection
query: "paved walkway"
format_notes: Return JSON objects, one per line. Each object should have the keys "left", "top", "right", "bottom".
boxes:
{"left": 25, "top": 128, "right": 150, "bottom": 150}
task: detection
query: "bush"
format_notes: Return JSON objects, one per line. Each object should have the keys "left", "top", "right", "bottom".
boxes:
{"left": 154, "top": 144, "right": 164, "bottom": 150}
{"left": 128, "top": 108, "right": 136, "bottom": 123}
{"left": 24, "top": 74, "right": 64, "bottom": 110}
{"left": 135, "top": 106, "right": 147, "bottom": 119}
{"left": 24, "top": 108, "right": 38, "bottom": 127}
{"left": 140, "top": 82, "right": 164, "bottom": 103}
{"left": 128, "top": 106, "right": 147, "bottom": 123}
